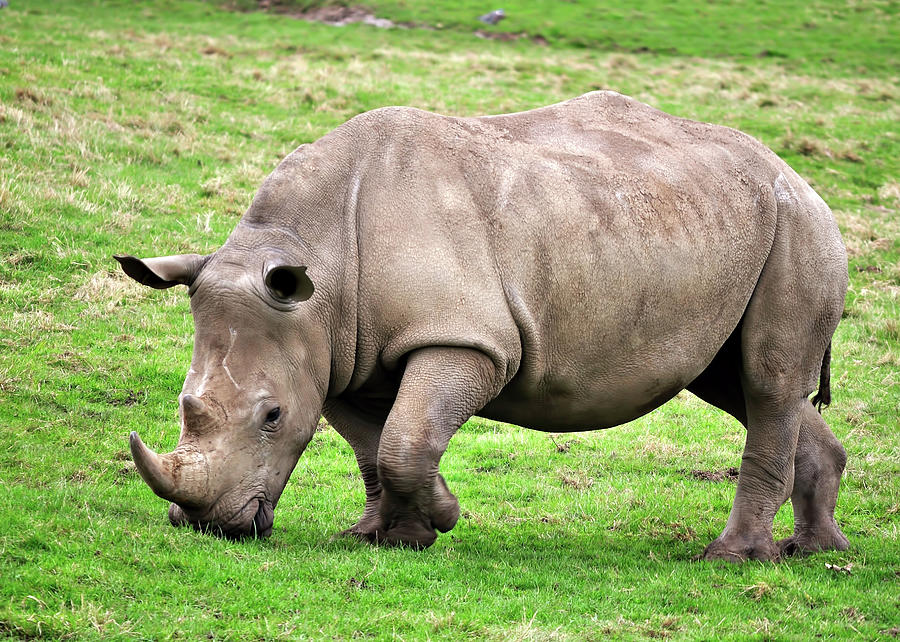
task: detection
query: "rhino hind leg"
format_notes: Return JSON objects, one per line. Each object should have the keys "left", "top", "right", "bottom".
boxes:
{"left": 689, "top": 295, "right": 847, "bottom": 559}
{"left": 322, "top": 399, "right": 388, "bottom": 540}
{"left": 777, "top": 402, "right": 849, "bottom": 556}
{"left": 701, "top": 385, "right": 804, "bottom": 562}
{"left": 374, "top": 346, "right": 503, "bottom": 549}
{"left": 689, "top": 355, "right": 849, "bottom": 560}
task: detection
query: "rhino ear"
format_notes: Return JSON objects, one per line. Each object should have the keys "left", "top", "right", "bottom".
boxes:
{"left": 265, "top": 265, "right": 314, "bottom": 302}
{"left": 114, "top": 254, "right": 209, "bottom": 289}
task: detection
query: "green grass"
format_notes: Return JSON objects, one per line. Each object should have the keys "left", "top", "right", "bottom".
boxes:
{"left": 236, "top": 0, "right": 900, "bottom": 75}
{"left": 1, "top": 0, "right": 898, "bottom": 639}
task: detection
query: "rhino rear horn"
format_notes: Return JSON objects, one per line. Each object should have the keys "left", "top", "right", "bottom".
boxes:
{"left": 114, "top": 253, "right": 209, "bottom": 289}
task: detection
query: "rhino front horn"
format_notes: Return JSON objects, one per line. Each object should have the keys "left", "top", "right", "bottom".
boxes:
{"left": 129, "top": 431, "right": 209, "bottom": 506}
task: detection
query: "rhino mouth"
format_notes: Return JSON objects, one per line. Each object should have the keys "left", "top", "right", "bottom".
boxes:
{"left": 169, "top": 497, "right": 274, "bottom": 540}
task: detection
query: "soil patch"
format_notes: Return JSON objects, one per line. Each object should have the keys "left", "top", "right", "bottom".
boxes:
{"left": 249, "top": 2, "right": 547, "bottom": 43}
{"left": 475, "top": 30, "right": 548, "bottom": 46}
{"left": 292, "top": 5, "right": 398, "bottom": 29}
{"left": 690, "top": 467, "right": 739, "bottom": 483}
{"left": 254, "top": 2, "right": 402, "bottom": 28}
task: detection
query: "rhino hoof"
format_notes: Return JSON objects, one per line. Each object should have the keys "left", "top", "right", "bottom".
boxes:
{"left": 375, "top": 519, "right": 438, "bottom": 550}
{"left": 337, "top": 513, "right": 385, "bottom": 543}
{"left": 430, "top": 476, "right": 461, "bottom": 533}
{"left": 338, "top": 527, "right": 378, "bottom": 545}
{"left": 702, "top": 535, "right": 779, "bottom": 562}
{"left": 777, "top": 526, "right": 849, "bottom": 557}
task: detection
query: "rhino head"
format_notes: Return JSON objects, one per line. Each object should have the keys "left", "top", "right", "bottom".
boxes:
{"left": 115, "top": 229, "right": 333, "bottom": 538}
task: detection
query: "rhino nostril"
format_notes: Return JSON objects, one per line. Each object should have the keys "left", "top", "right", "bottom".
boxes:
{"left": 168, "top": 503, "right": 189, "bottom": 527}
{"left": 252, "top": 500, "right": 274, "bottom": 538}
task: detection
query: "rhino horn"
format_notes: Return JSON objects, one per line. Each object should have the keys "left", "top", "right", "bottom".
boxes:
{"left": 129, "top": 431, "right": 209, "bottom": 506}
{"left": 180, "top": 393, "right": 213, "bottom": 432}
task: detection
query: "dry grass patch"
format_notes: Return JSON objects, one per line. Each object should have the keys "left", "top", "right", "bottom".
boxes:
{"left": 15, "top": 87, "right": 53, "bottom": 107}
{"left": 68, "top": 165, "right": 91, "bottom": 189}
{"left": 200, "top": 169, "right": 256, "bottom": 214}
{"left": 780, "top": 131, "right": 865, "bottom": 163}
{"left": 843, "top": 399, "right": 874, "bottom": 429}
{"left": 875, "top": 350, "right": 900, "bottom": 369}
{"left": 74, "top": 270, "right": 151, "bottom": 305}
{"left": 0, "top": 102, "right": 32, "bottom": 128}
{"left": 61, "top": 187, "right": 101, "bottom": 216}
{"left": 1, "top": 250, "right": 40, "bottom": 268}
{"left": 878, "top": 180, "right": 900, "bottom": 204}
{"left": 835, "top": 208, "right": 899, "bottom": 259}
{"left": 559, "top": 469, "right": 594, "bottom": 491}
{"left": 0, "top": 175, "right": 15, "bottom": 213}
{"left": 72, "top": 79, "right": 117, "bottom": 103}
{"left": 494, "top": 616, "right": 568, "bottom": 642}
{"left": 5, "top": 309, "right": 75, "bottom": 335}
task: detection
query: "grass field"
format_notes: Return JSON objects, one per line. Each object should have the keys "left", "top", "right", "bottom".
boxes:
{"left": 1, "top": 0, "right": 898, "bottom": 639}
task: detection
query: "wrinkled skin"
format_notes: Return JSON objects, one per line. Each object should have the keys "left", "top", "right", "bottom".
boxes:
{"left": 119, "top": 91, "right": 849, "bottom": 559}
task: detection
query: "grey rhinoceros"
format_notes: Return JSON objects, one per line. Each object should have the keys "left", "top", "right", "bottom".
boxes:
{"left": 117, "top": 91, "right": 849, "bottom": 561}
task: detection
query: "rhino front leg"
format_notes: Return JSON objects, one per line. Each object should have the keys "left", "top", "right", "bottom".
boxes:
{"left": 322, "top": 399, "right": 387, "bottom": 540}
{"left": 375, "top": 346, "right": 503, "bottom": 549}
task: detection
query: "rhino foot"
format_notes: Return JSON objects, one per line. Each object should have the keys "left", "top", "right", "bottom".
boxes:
{"left": 777, "top": 520, "right": 849, "bottom": 557}
{"left": 337, "top": 475, "right": 460, "bottom": 549}
{"left": 375, "top": 517, "right": 439, "bottom": 550}
{"left": 702, "top": 532, "right": 780, "bottom": 563}
{"left": 428, "top": 473, "right": 461, "bottom": 533}
{"left": 338, "top": 513, "right": 386, "bottom": 542}
{"left": 371, "top": 492, "right": 459, "bottom": 549}
{"left": 337, "top": 520, "right": 437, "bottom": 549}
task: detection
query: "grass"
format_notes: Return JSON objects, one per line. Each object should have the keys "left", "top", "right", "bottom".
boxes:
{"left": 1, "top": 0, "right": 898, "bottom": 639}
{"left": 233, "top": 0, "right": 900, "bottom": 75}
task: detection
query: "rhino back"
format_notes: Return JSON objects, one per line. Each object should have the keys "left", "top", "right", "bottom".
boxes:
{"left": 342, "top": 93, "right": 790, "bottom": 430}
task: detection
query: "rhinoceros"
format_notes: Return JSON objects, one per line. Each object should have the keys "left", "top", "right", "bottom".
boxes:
{"left": 117, "top": 91, "right": 849, "bottom": 561}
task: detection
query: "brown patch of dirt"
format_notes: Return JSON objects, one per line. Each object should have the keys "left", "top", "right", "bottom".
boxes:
{"left": 117, "top": 461, "right": 137, "bottom": 479}
{"left": 348, "top": 577, "right": 369, "bottom": 589}
{"left": 15, "top": 87, "right": 52, "bottom": 106}
{"left": 560, "top": 473, "right": 594, "bottom": 490}
{"left": 248, "top": 2, "right": 549, "bottom": 44}
{"left": 201, "top": 45, "right": 232, "bottom": 58}
{"left": 549, "top": 434, "right": 571, "bottom": 452}
{"left": 668, "top": 522, "right": 699, "bottom": 542}
{"left": 475, "top": 29, "right": 548, "bottom": 45}
{"left": 68, "top": 470, "right": 89, "bottom": 483}
{"left": 690, "top": 467, "right": 739, "bottom": 482}
{"left": 259, "top": 2, "right": 400, "bottom": 29}
{"left": 107, "top": 389, "right": 145, "bottom": 407}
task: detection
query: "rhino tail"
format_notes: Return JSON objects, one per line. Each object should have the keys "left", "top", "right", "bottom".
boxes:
{"left": 810, "top": 341, "right": 832, "bottom": 413}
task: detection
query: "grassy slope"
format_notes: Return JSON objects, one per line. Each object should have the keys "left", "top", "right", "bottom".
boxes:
{"left": 241, "top": 0, "right": 900, "bottom": 74}
{"left": 1, "top": 0, "right": 898, "bottom": 639}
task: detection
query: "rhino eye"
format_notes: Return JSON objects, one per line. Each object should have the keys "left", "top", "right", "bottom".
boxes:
{"left": 264, "top": 407, "right": 281, "bottom": 425}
